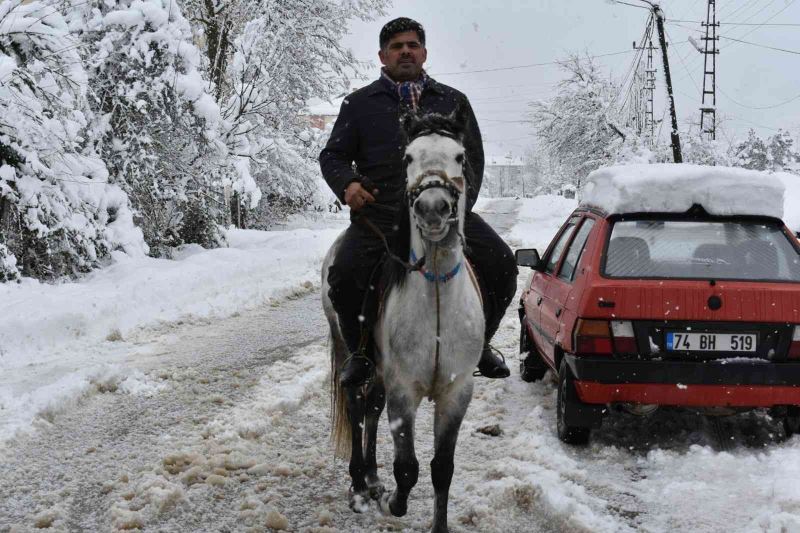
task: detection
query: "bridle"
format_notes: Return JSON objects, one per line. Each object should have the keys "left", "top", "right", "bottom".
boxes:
{"left": 407, "top": 169, "right": 463, "bottom": 227}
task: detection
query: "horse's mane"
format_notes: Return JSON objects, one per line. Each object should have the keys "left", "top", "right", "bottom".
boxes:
{"left": 382, "top": 109, "right": 468, "bottom": 292}
{"left": 401, "top": 109, "right": 466, "bottom": 145}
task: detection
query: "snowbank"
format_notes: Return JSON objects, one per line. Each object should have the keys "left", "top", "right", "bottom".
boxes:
{"left": 581, "top": 164, "right": 786, "bottom": 219}
{"left": 506, "top": 195, "right": 578, "bottom": 250}
{"left": 778, "top": 172, "right": 800, "bottom": 232}
{"left": 0, "top": 223, "right": 346, "bottom": 442}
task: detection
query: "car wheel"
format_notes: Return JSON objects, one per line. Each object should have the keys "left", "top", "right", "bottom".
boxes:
{"left": 556, "top": 358, "right": 591, "bottom": 445}
{"left": 519, "top": 320, "right": 548, "bottom": 383}
{"left": 784, "top": 406, "right": 800, "bottom": 437}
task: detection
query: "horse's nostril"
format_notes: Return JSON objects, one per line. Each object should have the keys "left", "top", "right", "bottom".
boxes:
{"left": 437, "top": 199, "right": 450, "bottom": 215}
{"left": 414, "top": 201, "right": 424, "bottom": 215}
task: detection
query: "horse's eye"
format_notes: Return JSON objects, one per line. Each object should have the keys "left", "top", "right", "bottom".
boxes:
{"left": 455, "top": 153, "right": 464, "bottom": 164}
{"left": 404, "top": 154, "right": 413, "bottom": 164}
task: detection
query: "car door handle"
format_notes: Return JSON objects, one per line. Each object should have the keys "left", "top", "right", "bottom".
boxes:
{"left": 555, "top": 308, "right": 562, "bottom": 318}
{"left": 536, "top": 296, "right": 543, "bottom": 306}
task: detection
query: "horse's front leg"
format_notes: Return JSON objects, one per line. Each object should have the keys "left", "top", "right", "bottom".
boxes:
{"left": 345, "top": 386, "right": 370, "bottom": 512}
{"left": 363, "top": 381, "right": 386, "bottom": 500}
{"left": 380, "top": 386, "right": 420, "bottom": 517}
{"left": 431, "top": 379, "right": 473, "bottom": 533}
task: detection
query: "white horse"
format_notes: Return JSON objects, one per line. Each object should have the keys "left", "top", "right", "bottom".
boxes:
{"left": 322, "top": 111, "right": 484, "bottom": 533}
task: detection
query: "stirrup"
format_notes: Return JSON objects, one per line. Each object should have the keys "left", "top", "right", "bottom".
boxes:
{"left": 473, "top": 344, "right": 508, "bottom": 378}
{"left": 339, "top": 351, "right": 374, "bottom": 387}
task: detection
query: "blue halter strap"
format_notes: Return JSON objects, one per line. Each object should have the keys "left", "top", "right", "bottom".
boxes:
{"left": 409, "top": 249, "right": 462, "bottom": 283}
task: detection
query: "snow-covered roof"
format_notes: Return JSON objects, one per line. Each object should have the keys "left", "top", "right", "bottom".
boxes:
{"left": 486, "top": 155, "right": 524, "bottom": 166}
{"left": 580, "top": 164, "right": 786, "bottom": 219}
{"left": 305, "top": 96, "right": 345, "bottom": 116}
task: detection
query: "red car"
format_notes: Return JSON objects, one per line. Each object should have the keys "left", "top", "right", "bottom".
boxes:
{"left": 516, "top": 165, "right": 800, "bottom": 444}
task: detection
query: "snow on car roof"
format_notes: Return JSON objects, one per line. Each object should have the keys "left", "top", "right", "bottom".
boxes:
{"left": 580, "top": 163, "right": 786, "bottom": 219}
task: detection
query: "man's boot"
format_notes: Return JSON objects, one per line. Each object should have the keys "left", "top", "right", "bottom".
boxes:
{"left": 476, "top": 344, "right": 510, "bottom": 379}
{"left": 339, "top": 351, "right": 374, "bottom": 387}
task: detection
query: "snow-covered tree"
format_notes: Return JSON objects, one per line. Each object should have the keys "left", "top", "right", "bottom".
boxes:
{"left": 66, "top": 0, "right": 240, "bottom": 256}
{"left": 529, "top": 54, "right": 629, "bottom": 186}
{"left": 734, "top": 129, "right": 769, "bottom": 171}
{"left": 731, "top": 129, "right": 799, "bottom": 172}
{"left": 183, "top": 0, "right": 388, "bottom": 227}
{"left": 766, "top": 130, "right": 800, "bottom": 172}
{"left": 679, "top": 136, "right": 734, "bottom": 167}
{"left": 0, "top": 0, "right": 146, "bottom": 280}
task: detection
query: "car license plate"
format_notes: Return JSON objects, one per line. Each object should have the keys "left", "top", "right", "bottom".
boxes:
{"left": 666, "top": 332, "right": 757, "bottom": 352}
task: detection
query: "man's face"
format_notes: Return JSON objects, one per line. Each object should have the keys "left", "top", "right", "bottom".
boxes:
{"left": 379, "top": 31, "right": 427, "bottom": 82}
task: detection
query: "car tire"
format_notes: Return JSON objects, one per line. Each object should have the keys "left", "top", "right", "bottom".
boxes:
{"left": 784, "top": 406, "right": 800, "bottom": 437}
{"left": 557, "top": 358, "right": 591, "bottom": 445}
{"left": 519, "top": 320, "right": 548, "bottom": 383}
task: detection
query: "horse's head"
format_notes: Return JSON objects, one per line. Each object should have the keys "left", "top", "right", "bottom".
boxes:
{"left": 402, "top": 110, "right": 467, "bottom": 244}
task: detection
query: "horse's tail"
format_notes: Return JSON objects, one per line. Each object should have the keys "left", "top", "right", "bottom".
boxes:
{"left": 329, "top": 331, "right": 352, "bottom": 459}
{"left": 322, "top": 233, "right": 351, "bottom": 459}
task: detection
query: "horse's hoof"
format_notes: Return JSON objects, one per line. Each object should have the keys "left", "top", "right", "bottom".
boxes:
{"left": 368, "top": 482, "right": 385, "bottom": 501}
{"left": 348, "top": 490, "right": 370, "bottom": 513}
{"left": 378, "top": 491, "right": 407, "bottom": 517}
{"left": 378, "top": 492, "right": 392, "bottom": 515}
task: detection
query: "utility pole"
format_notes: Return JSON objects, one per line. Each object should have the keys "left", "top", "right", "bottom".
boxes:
{"left": 699, "top": 0, "right": 719, "bottom": 141}
{"left": 634, "top": 31, "right": 658, "bottom": 146}
{"left": 652, "top": 5, "right": 682, "bottom": 162}
{"left": 645, "top": 39, "right": 657, "bottom": 145}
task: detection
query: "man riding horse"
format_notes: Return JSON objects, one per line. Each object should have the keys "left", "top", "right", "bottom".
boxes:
{"left": 320, "top": 17, "right": 517, "bottom": 387}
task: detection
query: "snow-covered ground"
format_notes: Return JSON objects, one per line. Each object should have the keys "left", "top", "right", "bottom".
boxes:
{"left": 0, "top": 214, "right": 350, "bottom": 443}
{"left": 6, "top": 193, "right": 800, "bottom": 532}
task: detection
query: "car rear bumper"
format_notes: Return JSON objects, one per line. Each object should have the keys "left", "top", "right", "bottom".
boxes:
{"left": 566, "top": 354, "right": 800, "bottom": 407}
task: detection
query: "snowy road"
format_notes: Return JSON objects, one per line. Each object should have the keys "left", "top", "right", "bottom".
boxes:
{"left": 4, "top": 198, "right": 800, "bottom": 532}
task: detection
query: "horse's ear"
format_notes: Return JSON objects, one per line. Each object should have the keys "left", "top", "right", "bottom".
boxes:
{"left": 447, "top": 103, "right": 469, "bottom": 141}
{"left": 455, "top": 103, "right": 469, "bottom": 127}
{"left": 400, "top": 105, "right": 419, "bottom": 140}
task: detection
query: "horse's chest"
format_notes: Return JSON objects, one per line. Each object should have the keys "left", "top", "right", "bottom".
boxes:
{"left": 380, "top": 279, "right": 484, "bottom": 370}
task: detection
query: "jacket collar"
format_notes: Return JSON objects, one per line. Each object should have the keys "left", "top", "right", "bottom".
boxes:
{"left": 366, "top": 75, "right": 444, "bottom": 97}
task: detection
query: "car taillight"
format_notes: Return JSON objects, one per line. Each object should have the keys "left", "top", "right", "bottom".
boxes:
{"left": 789, "top": 326, "right": 800, "bottom": 358}
{"left": 611, "top": 320, "right": 637, "bottom": 353}
{"left": 575, "top": 319, "right": 613, "bottom": 355}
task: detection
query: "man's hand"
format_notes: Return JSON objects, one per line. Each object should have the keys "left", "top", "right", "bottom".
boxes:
{"left": 344, "top": 181, "right": 379, "bottom": 211}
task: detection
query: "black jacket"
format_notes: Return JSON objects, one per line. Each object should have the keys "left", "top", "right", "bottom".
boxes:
{"left": 319, "top": 77, "right": 484, "bottom": 216}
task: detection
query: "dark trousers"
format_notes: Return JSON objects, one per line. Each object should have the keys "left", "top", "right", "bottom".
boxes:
{"left": 327, "top": 211, "right": 518, "bottom": 355}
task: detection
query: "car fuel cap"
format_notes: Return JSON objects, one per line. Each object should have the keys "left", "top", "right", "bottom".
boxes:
{"left": 708, "top": 295, "right": 722, "bottom": 310}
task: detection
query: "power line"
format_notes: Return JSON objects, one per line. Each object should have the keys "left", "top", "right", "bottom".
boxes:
{"left": 672, "top": 20, "right": 800, "bottom": 55}
{"left": 719, "top": 87, "right": 800, "bottom": 110}
{"left": 664, "top": 29, "right": 701, "bottom": 93}
{"left": 614, "top": 13, "right": 653, "bottom": 111}
{"left": 430, "top": 49, "right": 635, "bottom": 76}
{"left": 720, "top": 34, "right": 800, "bottom": 55}
{"left": 669, "top": 19, "right": 800, "bottom": 27}
{"left": 609, "top": 0, "right": 651, "bottom": 10}
{"left": 670, "top": 0, "right": 794, "bottom": 78}
{"left": 718, "top": 0, "right": 796, "bottom": 50}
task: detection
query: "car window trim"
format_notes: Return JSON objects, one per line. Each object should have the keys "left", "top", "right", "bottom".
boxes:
{"left": 544, "top": 215, "right": 582, "bottom": 276}
{"left": 558, "top": 216, "right": 597, "bottom": 283}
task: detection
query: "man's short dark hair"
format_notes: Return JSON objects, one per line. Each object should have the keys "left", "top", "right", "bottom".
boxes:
{"left": 379, "top": 17, "right": 425, "bottom": 49}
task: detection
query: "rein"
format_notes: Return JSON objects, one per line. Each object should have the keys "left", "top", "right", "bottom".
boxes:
{"left": 356, "top": 168, "right": 467, "bottom": 395}
{"left": 407, "top": 169, "right": 465, "bottom": 397}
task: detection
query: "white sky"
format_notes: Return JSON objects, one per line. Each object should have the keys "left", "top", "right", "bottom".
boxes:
{"left": 342, "top": 0, "right": 800, "bottom": 159}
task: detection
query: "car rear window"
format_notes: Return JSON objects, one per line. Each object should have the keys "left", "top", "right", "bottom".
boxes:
{"left": 604, "top": 219, "right": 800, "bottom": 281}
